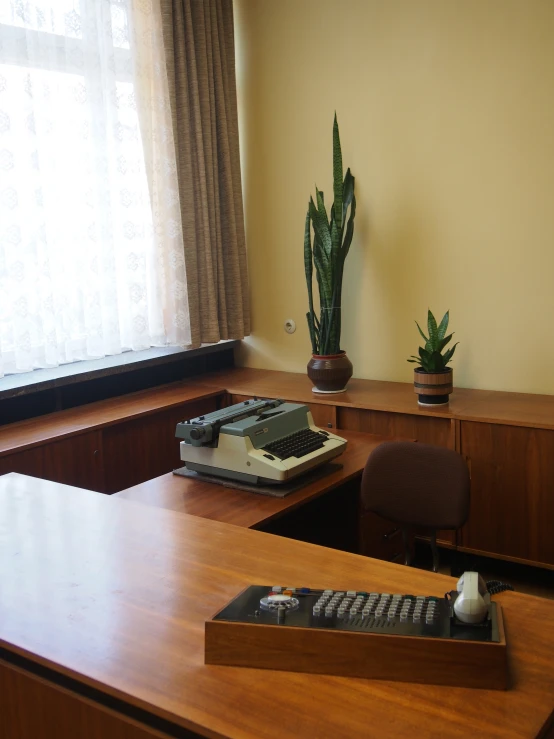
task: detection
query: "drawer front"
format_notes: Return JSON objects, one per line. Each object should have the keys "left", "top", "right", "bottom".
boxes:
{"left": 359, "top": 512, "right": 408, "bottom": 564}
{"left": 337, "top": 407, "right": 452, "bottom": 447}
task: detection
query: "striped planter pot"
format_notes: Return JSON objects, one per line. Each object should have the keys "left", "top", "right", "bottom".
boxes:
{"left": 414, "top": 368, "right": 453, "bottom": 406}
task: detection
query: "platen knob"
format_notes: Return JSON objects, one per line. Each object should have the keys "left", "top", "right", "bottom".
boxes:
{"left": 189, "top": 427, "right": 205, "bottom": 441}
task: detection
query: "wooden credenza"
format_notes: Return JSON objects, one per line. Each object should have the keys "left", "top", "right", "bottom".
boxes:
{"left": 0, "top": 383, "right": 225, "bottom": 493}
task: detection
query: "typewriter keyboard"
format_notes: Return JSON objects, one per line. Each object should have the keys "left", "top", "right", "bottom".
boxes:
{"left": 263, "top": 428, "right": 326, "bottom": 460}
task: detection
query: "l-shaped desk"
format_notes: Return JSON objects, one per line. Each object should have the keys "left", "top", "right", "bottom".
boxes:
{"left": 114, "top": 428, "right": 399, "bottom": 557}
{"left": 1, "top": 473, "right": 554, "bottom": 739}
{"left": 2, "top": 365, "right": 554, "bottom": 567}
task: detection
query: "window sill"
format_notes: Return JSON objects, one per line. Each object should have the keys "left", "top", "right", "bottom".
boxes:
{"left": 0, "top": 342, "right": 238, "bottom": 425}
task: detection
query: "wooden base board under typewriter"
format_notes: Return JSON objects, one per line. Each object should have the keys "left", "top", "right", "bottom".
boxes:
{"left": 205, "top": 609, "right": 508, "bottom": 690}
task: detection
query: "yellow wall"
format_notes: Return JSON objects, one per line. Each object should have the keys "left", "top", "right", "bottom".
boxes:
{"left": 234, "top": 0, "right": 554, "bottom": 394}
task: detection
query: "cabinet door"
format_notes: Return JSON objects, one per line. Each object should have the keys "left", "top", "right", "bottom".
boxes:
{"left": 43, "top": 432, "right": 104, "bottom": 492}
{"left": 0, "top": 448, "right": 44, "bottom": 479}
{"left": 460, "top": 421, "right": 554, "bottom": 566}
{"left": 102, "top": 398, "right": 218, "bottom": 493}
{"left": 0, "top": 433, "right": 104, "bottom": 492}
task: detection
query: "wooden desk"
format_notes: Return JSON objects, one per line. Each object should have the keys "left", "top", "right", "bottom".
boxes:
{"left": 114, "top": 429, "right": 404, "bottom": 558}
{"left": 114, "top": 429, "right": 381, "bottom": 525}
{"left": 1, "top": 473, "right": 553, "bottom": 739}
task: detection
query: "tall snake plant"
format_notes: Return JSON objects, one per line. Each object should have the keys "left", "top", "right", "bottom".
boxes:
{"left": 304, "top": 115, "right": 356, "bottom": 356}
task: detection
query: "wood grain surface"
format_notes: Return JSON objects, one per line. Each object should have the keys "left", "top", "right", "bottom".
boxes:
{"left": 1, "top": 473, "right": 554, "bottom": 739}
{"left": 187, "top": 366, "right": 554, "bottom": 431}
{"left": 0, "top": 431, "right": 105, "bottom": 491}
{"left": 338, "top": 407, "right": 452, "bottom": 447}
{"left": 460, "top": 421, "right": 554, "bottom": 566}
{"left": 114, "top": 429, "right": 390, "bottom": 529}
{"left": 0, "top": 382, "right": 224, "bottom": 456}
{"left": 0, "top": 661, "right": 172, "bottom": 739}
{"left": 102, "top": 399, "right": 218, "bottom": 493}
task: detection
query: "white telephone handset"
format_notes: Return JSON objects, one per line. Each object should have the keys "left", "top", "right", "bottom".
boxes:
{"left": 453, "top": 572, "right": 489, "bottom": 624}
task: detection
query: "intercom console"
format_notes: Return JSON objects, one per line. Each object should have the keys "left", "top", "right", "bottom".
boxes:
{"left": 205, "top": 573, "right": 508, "bottom": 690}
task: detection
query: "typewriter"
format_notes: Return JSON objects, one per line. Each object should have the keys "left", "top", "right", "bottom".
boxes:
{"left": 175, "top": 398, "right": 347, "bottom": 485}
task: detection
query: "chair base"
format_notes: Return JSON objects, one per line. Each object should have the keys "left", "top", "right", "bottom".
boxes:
{"left": 402, "top": 528, "right": 441, "bottom": 572}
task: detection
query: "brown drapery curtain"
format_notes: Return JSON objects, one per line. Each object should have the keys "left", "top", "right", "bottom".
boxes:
{"left": 160, "top": 0, "right": 250, "bottom": 346}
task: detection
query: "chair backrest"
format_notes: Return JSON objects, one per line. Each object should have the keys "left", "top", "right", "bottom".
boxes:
{"left": 361, "top": 441, "right": 470, "bottom": 530}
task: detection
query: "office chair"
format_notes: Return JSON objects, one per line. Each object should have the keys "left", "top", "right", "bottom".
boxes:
{"left": 360, "top": 441, "right": 470, "bottom": 573}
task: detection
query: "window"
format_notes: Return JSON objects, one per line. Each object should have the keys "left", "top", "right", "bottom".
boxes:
{"left": 0, "top": 0, "right": 188, "bottom": 377}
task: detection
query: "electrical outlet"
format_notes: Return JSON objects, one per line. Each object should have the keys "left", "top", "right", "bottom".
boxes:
{"left": 284, "top": 319, "right": 296, "bottom": 334}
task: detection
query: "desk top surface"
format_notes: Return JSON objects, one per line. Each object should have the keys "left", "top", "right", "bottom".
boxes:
{"left": 114, "top": 428, "right": 387, "bottom": 528}
{"left": 1, "top": 473, "right": 554, "bottom": 739}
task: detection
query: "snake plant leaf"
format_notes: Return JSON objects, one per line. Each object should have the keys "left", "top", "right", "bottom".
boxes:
{"left": 442, "top": 342, "right": 459, "bottom": 365}
{"left": 437, "top": 333, "right": 454, "bottom": 353}
{"left": 343, "top": 168, "right": 354, "bottom": 209}
{"left": 415, "top": 321, "right": 428, "bottom": 344}
{"left": 306, "top": 311, "right": 318, "bottom": 354}
{"left": 333, "top": 113, "right": 343, "bottom": 230}
{"left": 309, "top": 197, "right": 332, "bottom": 261}
{"left": 313, "top": 239, "right": 332, "bottom": 301}
{"left": 341, "top": 193, "right": 356, "bottom": 259}
{"left": 340, "top": 171, "right": 355, "bottom": 243}
{"left": 327, "top": 306, "right": 340, "bottom": 354}
{"left": 437, "top": 310, "right": 450, "bottom": 341}
{"left": 429, "top": 351, "right": 445, "bottom": 371}
{"left": 331, "top": 218, "right": 340, "bottom": 273}
{"left": 315, "top": 188, "right": 329, "bottom": 230}
{"left": 427, "top": 310, "right": 438, "bottom": 347}
{"left": 304, "top": 211, "right": 316, "bottom": 349}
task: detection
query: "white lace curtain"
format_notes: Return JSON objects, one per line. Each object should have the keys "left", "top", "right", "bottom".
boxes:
{"left": 0, "top": 0, "right": 190, "bottom": 376}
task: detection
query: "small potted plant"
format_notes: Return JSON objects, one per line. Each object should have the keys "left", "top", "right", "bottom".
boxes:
{"left": 304, "top": 114, "right": 356, "bottom": 393}
{"left": 407, "top": 310, "right": 458, "bottom": 406}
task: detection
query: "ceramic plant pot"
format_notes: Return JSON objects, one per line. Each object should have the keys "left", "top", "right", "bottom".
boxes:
{"left": 414, "top": 367, "right": 453, "bottom": 406}
{"left": 307, "top": 352, "right": 353, "bottom": 394}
